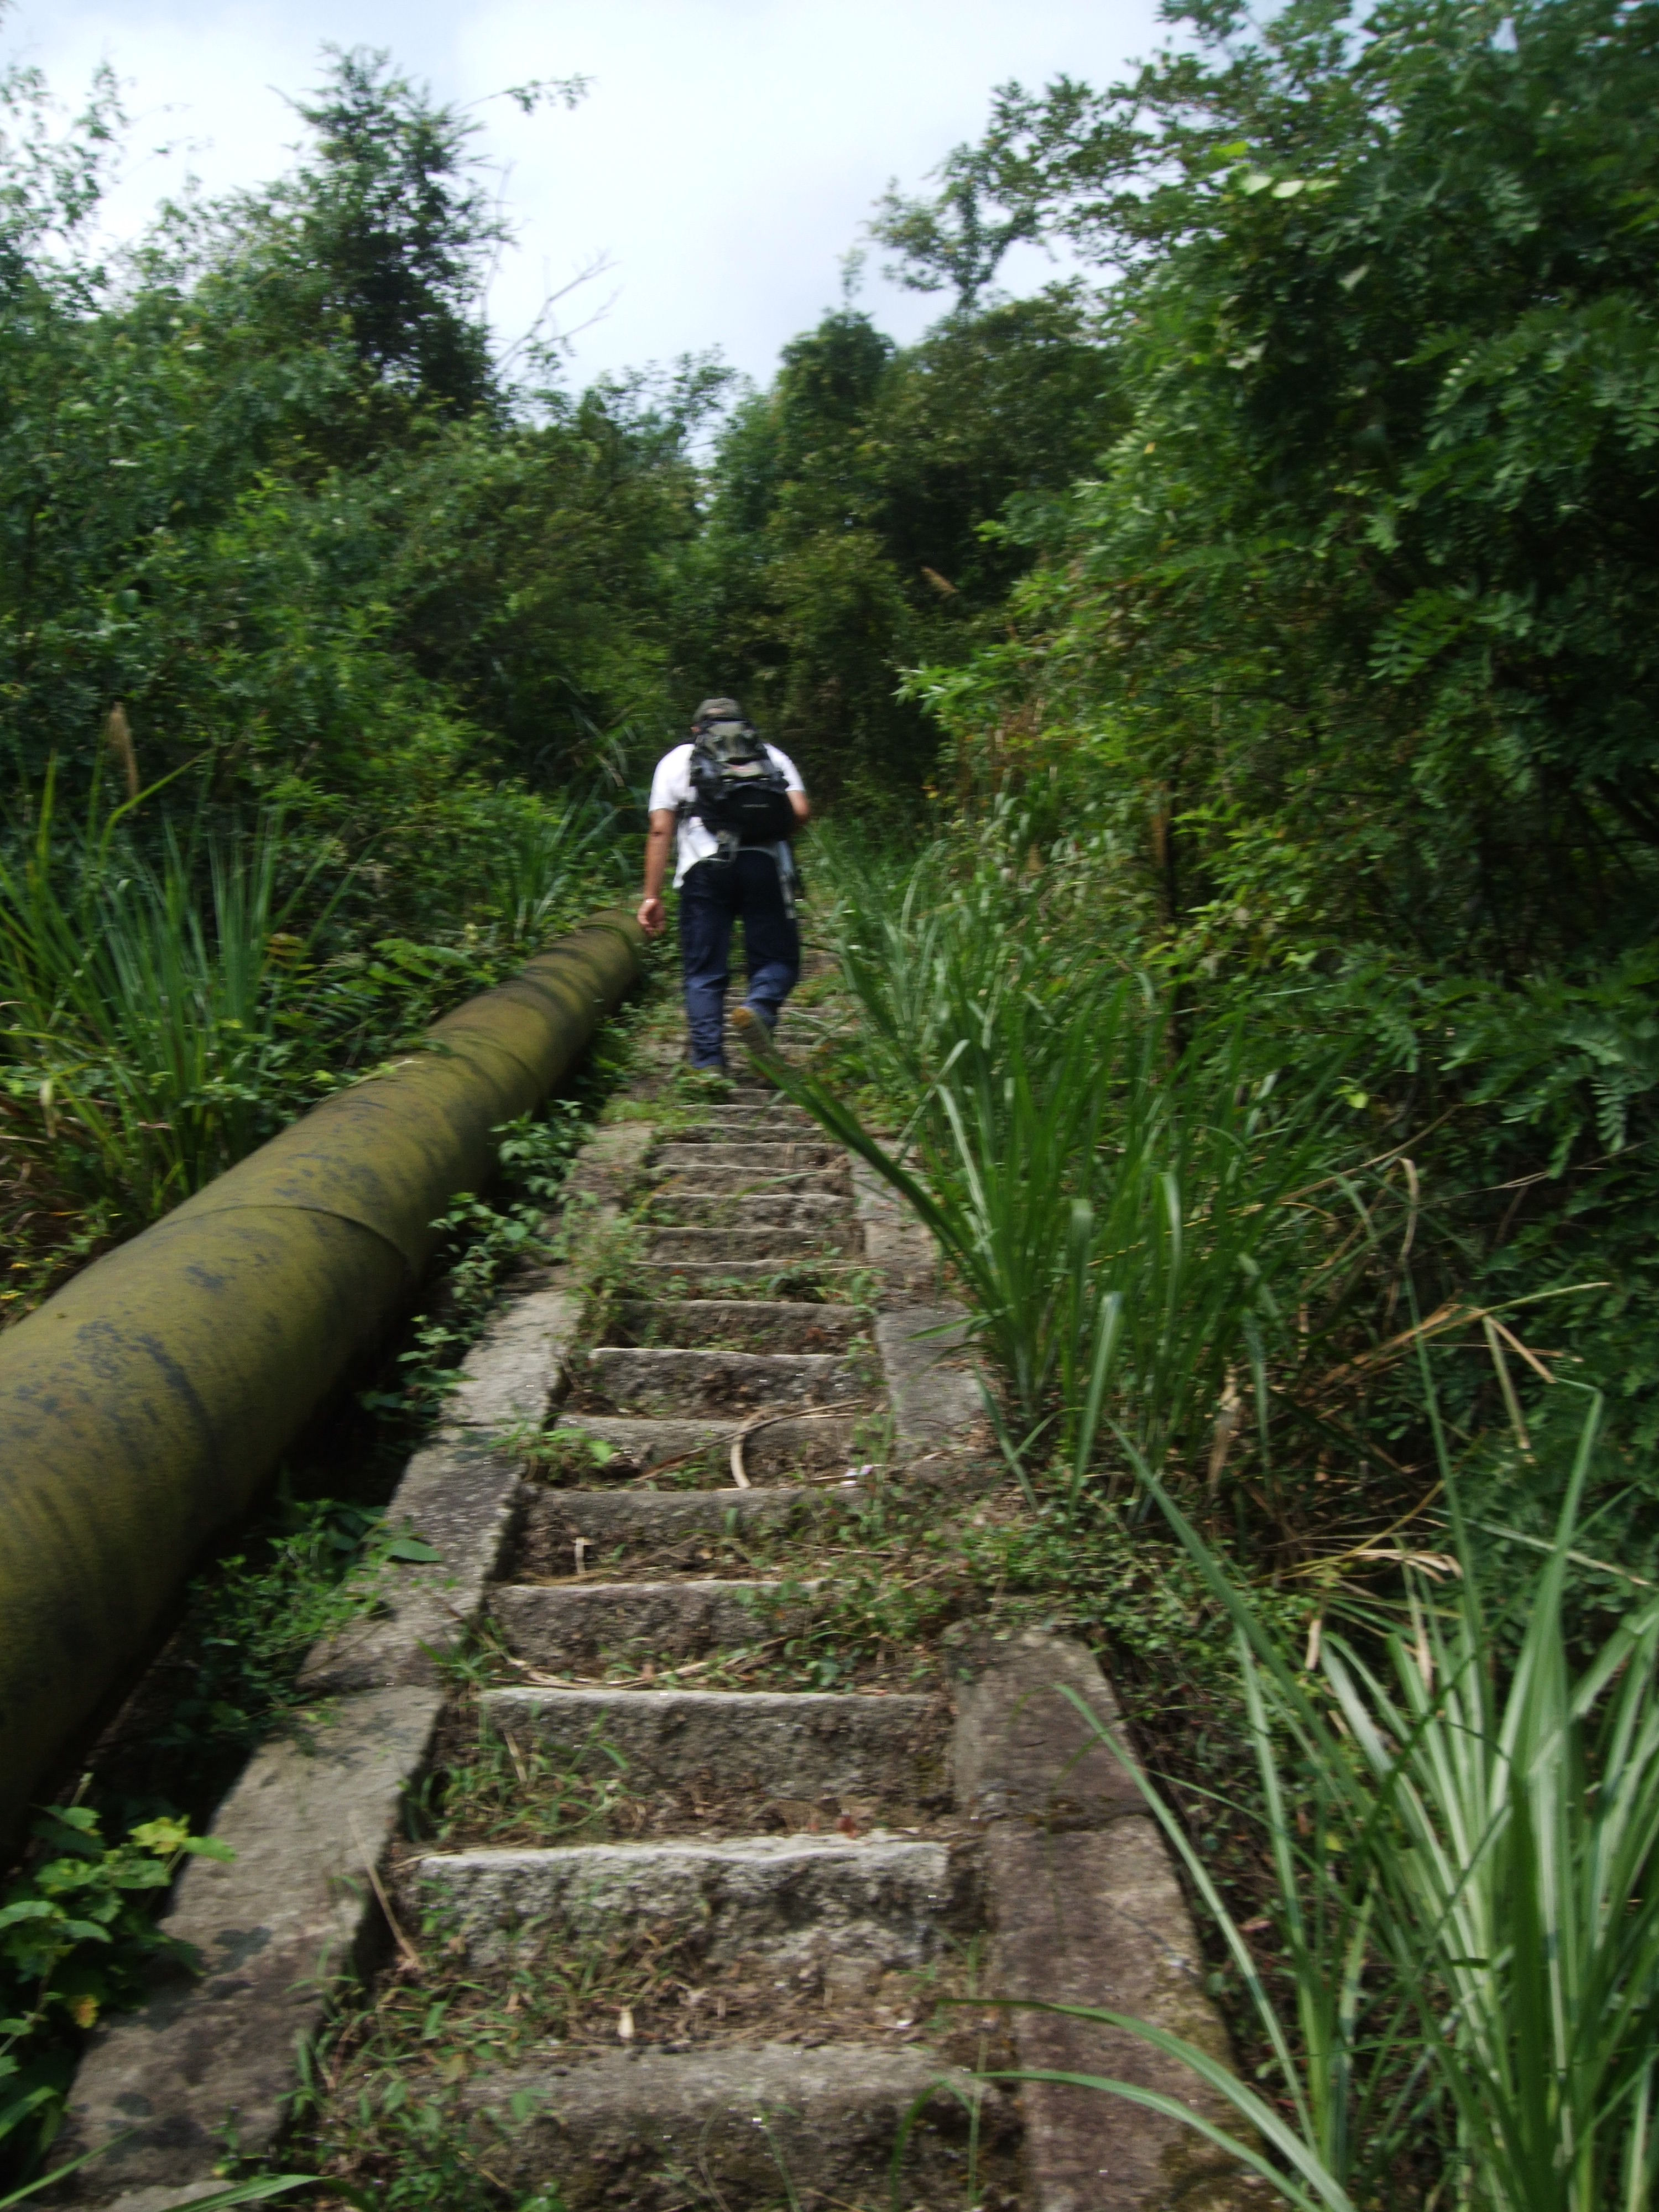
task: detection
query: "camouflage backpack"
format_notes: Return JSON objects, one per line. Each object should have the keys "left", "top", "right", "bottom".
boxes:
{"left": 685, "top": 700, "right": 796, "bottom": 859}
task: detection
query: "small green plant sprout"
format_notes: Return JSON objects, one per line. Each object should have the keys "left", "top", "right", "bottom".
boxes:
{"left": 0, "top": 1806, "right": 234, "bottom": 2177}
{"left": 667, "top": 1063, "right": 733, "bottom": 1104}
{"left": 520, "top": 1429, "right": 620, "bottom": 1486}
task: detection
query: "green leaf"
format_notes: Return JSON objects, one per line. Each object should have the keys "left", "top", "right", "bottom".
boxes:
{"left": 384, "top": 1532, "right": 441, "bottom": 1563}
{"left": 175, "top": 1836, "right": 236, "bottom": 1863}
{"left": 55, "top": 1919, "right": 113, "bottom": 1945}
{"left": 0, "top": 1902, "right": 58, "bottom": 1931}
{"left": 127, "top": 1817, "right": 193, "bottom": 1855}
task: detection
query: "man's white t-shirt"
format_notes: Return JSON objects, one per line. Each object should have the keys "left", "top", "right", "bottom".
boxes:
{"left": 648, "top": 741, "right": 806, "bottom": 889}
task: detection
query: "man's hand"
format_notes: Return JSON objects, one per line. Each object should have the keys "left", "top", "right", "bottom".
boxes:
{"left": 637, "top": 895, "right": 666, "bottom": 937}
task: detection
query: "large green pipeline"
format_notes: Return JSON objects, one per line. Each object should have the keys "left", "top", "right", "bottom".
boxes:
{"left": 0, "top": 910, "right": 644, "bottom": 1837}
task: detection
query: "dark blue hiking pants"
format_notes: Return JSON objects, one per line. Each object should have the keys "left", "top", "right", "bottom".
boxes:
{"left": 679, "top": 851, "right": 800, "bottom": 1070}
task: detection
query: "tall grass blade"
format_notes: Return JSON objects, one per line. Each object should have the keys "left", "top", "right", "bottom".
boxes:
{"left": 1041, "top": 1391, "right": 1659, "bottom": 2212}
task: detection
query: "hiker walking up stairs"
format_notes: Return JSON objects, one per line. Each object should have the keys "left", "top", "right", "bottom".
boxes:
{"left": 638, "top": 695, "right": 810, "bottom": 1074}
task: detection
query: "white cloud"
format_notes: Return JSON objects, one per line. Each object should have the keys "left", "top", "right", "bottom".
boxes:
{"left": 11, "top": 0, "right": 1161, "bottom": 384}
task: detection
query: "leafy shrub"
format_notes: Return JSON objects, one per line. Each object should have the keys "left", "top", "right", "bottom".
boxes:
{"left": 0, "top": 1807, "right": 228, "bottom": 2173}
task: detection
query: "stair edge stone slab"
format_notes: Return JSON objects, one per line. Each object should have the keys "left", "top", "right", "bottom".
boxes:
{"left": 954, "top": 1629, "right": 1250, "bottom": 2210}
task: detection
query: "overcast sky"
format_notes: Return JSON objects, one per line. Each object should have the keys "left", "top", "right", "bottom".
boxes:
{"left": 12, "top": 0, "right": 1163, "bottom": 390}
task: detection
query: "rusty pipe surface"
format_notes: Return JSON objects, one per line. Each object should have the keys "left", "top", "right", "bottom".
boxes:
{"left": 0, "top": 911, "right": 644, "bottom": 1835}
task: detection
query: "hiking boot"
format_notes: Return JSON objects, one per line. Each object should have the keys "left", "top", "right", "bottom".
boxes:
{"left": 675, "top": 1062, "right": 731, "bottom": 1098}
{"left": 731, "top": 1005, "right": 776, "bottom": 1053}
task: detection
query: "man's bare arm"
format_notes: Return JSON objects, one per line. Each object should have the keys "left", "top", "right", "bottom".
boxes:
{"left": 638, "top": 807, "right": 676, "bottom": 937}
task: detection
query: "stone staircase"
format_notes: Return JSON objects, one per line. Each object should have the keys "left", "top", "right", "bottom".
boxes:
{"left": 396, "top": 1060, "right": 1019, "bottom": 2208}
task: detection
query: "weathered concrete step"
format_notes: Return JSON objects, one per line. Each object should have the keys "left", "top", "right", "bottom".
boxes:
{"left": 649, "top": 1190, "right": 852, "bottom": 1228}
{"left": 458, "top": 2043, "right": 1009, "bottom": 2210}
{"left": 655, "top": 1141, "right": 842, "bottom": 1172}
{"left": 480, "top": 1686, "right": 941, "bottom": 1800}
{"left": 615, "top": 1299, "right": 865, "bottom": 1353}
{"left": 548, "top": 1411, "right": 857, "bottom": 1474}
{"left": 648, "top": 1224, "right": 858, "bottom": 1264}
{"left": 686, "top": 1105, "right": 820, "bottom": 1134}
{"left": 585, "top": 1347, "right": 863, "bottom": 1416}
{"left": 650, "top": 1161, "right": 851, "bottom": 1197}
{"left": 491, "top": 1577, "right": 799, "bottom": 1665}
{"left": 639, "top": 1258, "right": 863, "bottom": 1290}
{"left": 519, "top": 1486, "right": 809, "bottom": 1566}
{"left": 408, "top": 1834, "right": 951, "bottom": 1967}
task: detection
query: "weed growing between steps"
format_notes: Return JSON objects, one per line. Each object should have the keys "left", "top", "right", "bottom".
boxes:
{"left": 445, "top": 1453, "right": 1269, "bottom": 1745}
{"left": 608, "top": 1300, "right": 870, "bottom": 1354}
{"left": 414, "top": 1686, "right": 952, "bottom": 1853}
{"left": 493, "top": 1459, "right": 1237, "bottom": 1681}
{"left": 315, "top": 1891, "right": 997, "bottom": 2072}
{"left": 405, "top": 1721, "right": 637, "bottom": 1853}
{"left": 290, "top": 1932, "right": 1018, "bottom": 2212}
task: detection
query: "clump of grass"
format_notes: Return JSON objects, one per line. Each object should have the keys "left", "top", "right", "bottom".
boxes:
{"left": 0, "top": 773, "right": 636, "bottom": 1317}
{"left": 0, "top": 780, "right": 337, "bottom": 1230}
{"left": 411, "top": 1724, "right": 635, "bottom": 1853}
{"left": 774, "top": 824, "right": 1346, "bottom": 1496}
{"left": 476, "top": 786, "right": 620, "bottom": 952}
{"left": 1039, "top": 1377, "right": 1659, "bottom": 2212}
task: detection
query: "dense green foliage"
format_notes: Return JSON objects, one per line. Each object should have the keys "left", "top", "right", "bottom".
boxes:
{"left": 890, "top": 0, "right": 1659, "bottom": 962}
{"left": 0, "top": 48, "right": 666, "bottom": 1302}
{"left": 0, "top": 49, "right": 701, "bottom": 813}
{"left": 859, "top": 0, "right": 1659, "bottom": 1562}
{"left": 679, "top": 289, "right": 1123, "bottom": 805}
